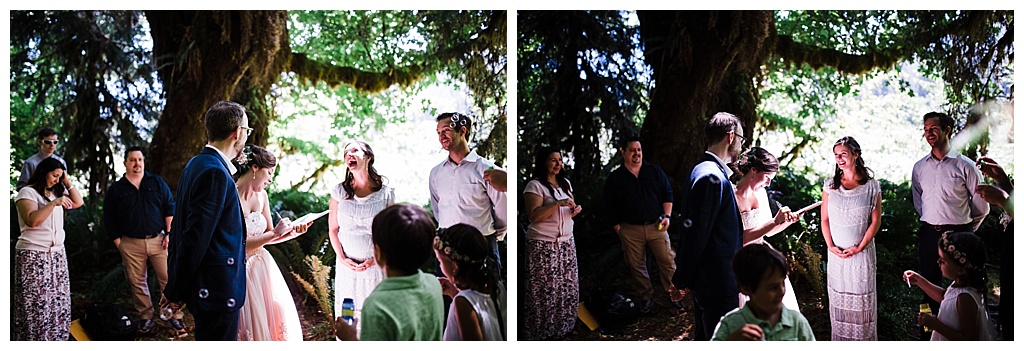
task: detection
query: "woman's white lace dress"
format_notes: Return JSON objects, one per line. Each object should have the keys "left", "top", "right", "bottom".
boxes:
{"left": 824, "top": 178, "right": 879, "bottom": 341}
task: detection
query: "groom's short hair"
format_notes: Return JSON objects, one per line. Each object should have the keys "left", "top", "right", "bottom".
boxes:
{"left": 705, "top": 112, "right": 741, "bottom": 146}
{"left": 204, "top": 101, "right": 247, "bottom": 142}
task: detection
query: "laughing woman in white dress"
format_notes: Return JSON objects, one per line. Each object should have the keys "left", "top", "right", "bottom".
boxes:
{"left": 733, "top": 147, "right": 800, "bottom": 311}
{"left": 234, "top": 145, "right": 308, "bottom": 341}
{"left": 328, "top": 141, "right": 395, "bottom": 331}
{"left": 821, "top": 137, "right": 882, "bottom": 341}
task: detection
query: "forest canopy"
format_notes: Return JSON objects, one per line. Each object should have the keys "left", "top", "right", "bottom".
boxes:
{"left": 9, "top": 10, "right": 508, "bottom": 197}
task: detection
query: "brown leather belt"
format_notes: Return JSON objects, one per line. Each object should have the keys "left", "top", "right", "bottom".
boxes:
{"left": 923, "top": 223, "right": 970, "bottom": 233}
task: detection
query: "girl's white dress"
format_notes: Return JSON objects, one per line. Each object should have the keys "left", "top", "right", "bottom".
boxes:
{"left": 931, "top": 284, "right": 996, "bottom": 341}
{"left": 443, "top": 285, "right": 507, "bottom": 341}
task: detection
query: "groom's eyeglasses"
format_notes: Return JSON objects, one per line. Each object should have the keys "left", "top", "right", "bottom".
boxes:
{"left": 239, "top": 126, "right": 253, "bottom": 136}
{"left": 42, "top": 140, "right": 59, "bottom": 145}
{"left": 734, "top": 133, "right": 748, "bottom": 148}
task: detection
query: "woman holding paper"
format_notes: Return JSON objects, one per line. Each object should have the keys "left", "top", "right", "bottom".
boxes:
{"left": 233, "top": 145, "right": 308, "bottom": 340}
{"left": 329, "top": 141, "right": 395, "bottom": 332}
{"left": 821, "top": 136, "right": 882, "bottom": 340}
{"left": 733, "top": 147, "right": 801, "bottom": 311}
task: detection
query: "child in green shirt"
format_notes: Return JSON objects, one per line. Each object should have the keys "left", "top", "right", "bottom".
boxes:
{"left": 335, "top": 204, "right": 444, "bottom": 341}
{"left": 712, "top": 243, "right": 815, "bottom": 341}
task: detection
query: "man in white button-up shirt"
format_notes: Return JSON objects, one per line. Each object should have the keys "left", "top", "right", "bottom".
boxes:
{"left": 429, "top": 112, "right": 508, "bottom": 272}
{"left": 911, "top": 111, "right": 989, "bottom": 337}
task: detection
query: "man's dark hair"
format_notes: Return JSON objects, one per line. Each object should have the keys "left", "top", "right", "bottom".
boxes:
{"left": 923, "top": 111, "right": 956, "bottom": 137}
{"left": 704, "top": 112, "right": 742, "bottom": 146}
{"left": 732, "top": 243, "right": 789, "bottom": 293}
{"left": 204, "top": 101, "right": 247, "bottom": 142}
{"left": 37, "top": 127, "right": 58, "bottom": 140}
{"left": 436, "top": 112, "right": 473, "bottom": 139}
{"left": 371, "top": 204, "right": 436, "bottom": 275}
{"left": 125, "top": 146, "right": 145, "bottom": 159}
{"left": 619, "top": 135, "right": 642, "bottom": 150}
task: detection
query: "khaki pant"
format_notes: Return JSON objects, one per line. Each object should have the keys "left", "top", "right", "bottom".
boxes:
{"left": 119, "top": 235, "right": 181, "bottom": 320}
{"left": 616, "top": 223, "right": 676, "bottom": 301}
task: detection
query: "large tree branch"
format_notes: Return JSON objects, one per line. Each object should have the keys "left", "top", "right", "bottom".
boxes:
{"left": 286, "top": 52, "right": 424, "bottom": 93}
{"left": 285, "top": 10, "right": 505, "bottom": 94}
{"left": 774, "top": 11, "right": 991, "bottom": 74}
{"left": 774, "top": 34, "right": 903, "bottom": 74}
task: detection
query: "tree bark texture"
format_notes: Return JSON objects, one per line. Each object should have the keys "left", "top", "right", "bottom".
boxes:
{"left": 145, "top": 10, "right": 289, "bottom": 190}
{"left": 637, "top": 10, "right": 774, "bottom": 192}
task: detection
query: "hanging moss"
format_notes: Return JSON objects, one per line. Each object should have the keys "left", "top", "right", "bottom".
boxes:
{"left": 287, "top": 52, "right": 424, "bottom": 94}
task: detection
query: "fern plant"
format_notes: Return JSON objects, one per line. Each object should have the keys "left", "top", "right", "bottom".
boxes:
{"left": 291, "top": 255, "right": 334, "bottom": 323}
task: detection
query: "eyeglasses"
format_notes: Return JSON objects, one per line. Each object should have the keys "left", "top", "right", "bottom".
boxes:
{"left": 731, "top": 132, "right": 748, "bottom": 148}
{"left": 42, "top": 140, "right": 59, "bottom": 145}
{"left": 239, "top": 126, "right": 253, "bottom": 136}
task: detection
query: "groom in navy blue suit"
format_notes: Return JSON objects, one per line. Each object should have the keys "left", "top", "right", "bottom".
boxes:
{"left": 673, "top": 112, "right": 746, "bottom": 341}
{"left": 163, "top": 101, "right": 251, "bottom": 340}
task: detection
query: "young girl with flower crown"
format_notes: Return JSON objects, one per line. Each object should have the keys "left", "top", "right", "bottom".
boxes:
{"left": 434, "top": 224, "right": 507, "bottom": 341}
{"left": 904, "top": 231, "right": 996, "bottom": 340}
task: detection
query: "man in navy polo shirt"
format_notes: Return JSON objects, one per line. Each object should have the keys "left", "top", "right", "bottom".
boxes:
{"left": 103, "top": 146, "right": 185, "bottom": 334}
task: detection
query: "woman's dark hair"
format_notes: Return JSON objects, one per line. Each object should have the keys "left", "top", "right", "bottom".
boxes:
{"left": 941, "top": 231, "right": 988, "bottom": 292}
{"left": 830, "top": 136, "right": 874, "bottom": 190}
{"left": 371, "top": 204, "right": 435, "bottom": 275}
{"left": 437, "top": 223, "right": 505, "bottom": 339}
{"left": 735, "top": 147, "right": 779, "bottom": 175}
{"left": 529, "top": 146, "right": 572, "bottom": 199}
{"left": 232, "top": 145, "right": 277, "bottom": 179}
{"left": 27, "top": 157, "right": 67, "bottom": 197}
{"left": 341, "top": 141, "right": 384, "bottom": 200}
{"left": 732, "top": 243, "right": 789, "bottom": 293}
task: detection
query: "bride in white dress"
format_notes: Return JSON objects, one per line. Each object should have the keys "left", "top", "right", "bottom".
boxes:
{"left": 234, "top": 145, "right": 308, "bottom": 341}
{"left": 733, "top": 147, "right": 801, "bottom": 311}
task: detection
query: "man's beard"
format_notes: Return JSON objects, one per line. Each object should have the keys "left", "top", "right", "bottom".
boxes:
{"left": 233, "top": 139, "right": 246, "bottom": 157}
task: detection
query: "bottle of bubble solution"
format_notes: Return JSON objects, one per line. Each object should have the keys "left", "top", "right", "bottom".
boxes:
{"left": 919, "top": 303, "right": 932, "bottom": 332}
{"left": 342, "top": 298, "right": 355, "bottom": 325}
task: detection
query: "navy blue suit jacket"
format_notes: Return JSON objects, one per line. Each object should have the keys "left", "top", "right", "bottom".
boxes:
{"left": 166, "top": 147, "right": 246, "bottom": 312}
{"left": 673, "top": 153, "right": 743, "bottom": 303}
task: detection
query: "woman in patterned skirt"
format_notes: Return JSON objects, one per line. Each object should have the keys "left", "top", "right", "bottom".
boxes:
{"left": 523, "top": 147, "right": 581, "bottom": 340}
{"left": 328, "top": 141, "right": 395, "bottom": 334}
{"left": 821, "top": 137, "right": 882, "bottom": 340}
{"left": 13, "top": 157, "right": 84, "bottom": 340}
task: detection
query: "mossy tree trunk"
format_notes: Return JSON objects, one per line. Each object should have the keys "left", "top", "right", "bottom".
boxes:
{"left": 146, "top": 11, "right": 289, "bottom": 190}
{"left": 637, "top": 10, "right": 774, "bottom": 191}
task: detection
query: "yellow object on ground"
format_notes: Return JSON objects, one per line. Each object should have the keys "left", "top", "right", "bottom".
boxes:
{"left": 70, "top": 319, "right": 91, "bottom": 341}
{"left": 578, "top": 302, "right": 600, "bottom": 331}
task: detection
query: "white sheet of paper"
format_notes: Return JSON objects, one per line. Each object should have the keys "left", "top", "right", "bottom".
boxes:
{"left": 292, "top": 210, "right": 330, "bottom": 225}
{"left": 795, "top": 201, "right": 823, "bottom": 215}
